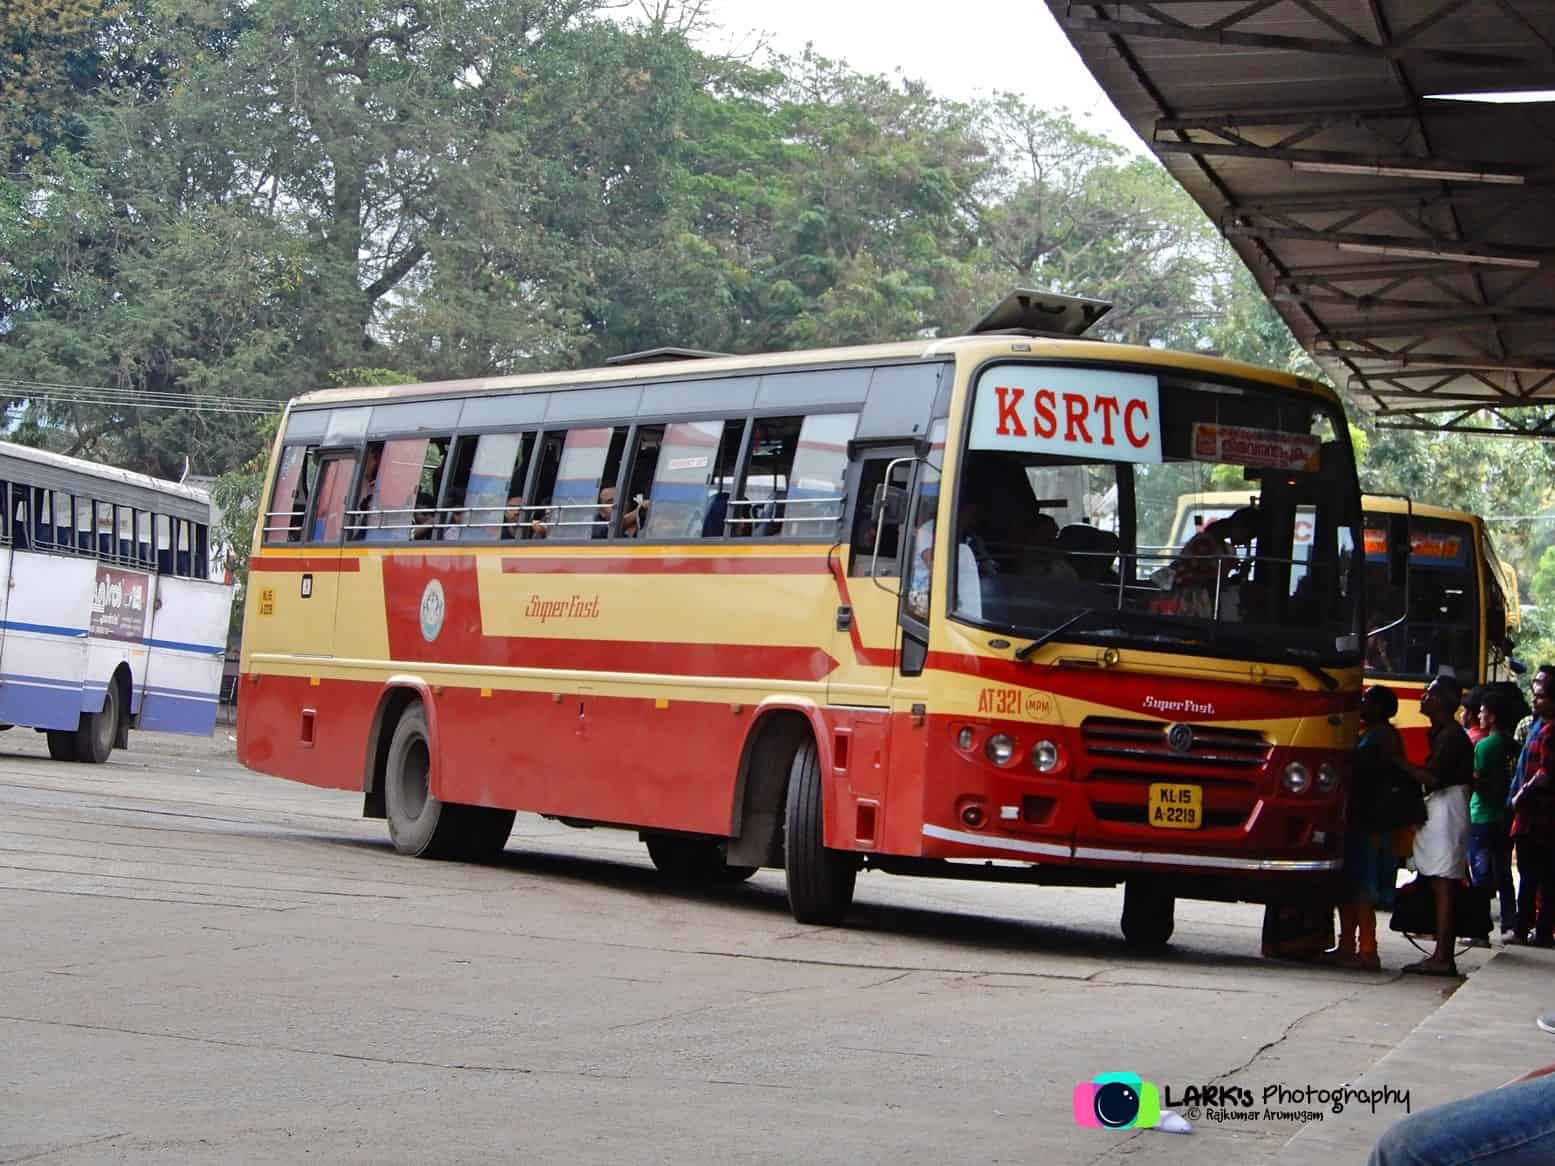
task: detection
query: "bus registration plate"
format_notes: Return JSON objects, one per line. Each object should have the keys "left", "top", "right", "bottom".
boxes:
{"left": 1148, "top": 783, "right": 1202, "bottom": 830}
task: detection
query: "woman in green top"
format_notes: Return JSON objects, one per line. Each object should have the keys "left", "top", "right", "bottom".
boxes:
{"left": 1468, "top": 688, "right": 1517, "bottom": 940}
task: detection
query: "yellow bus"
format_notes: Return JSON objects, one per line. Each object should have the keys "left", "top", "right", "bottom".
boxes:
{"left": 1169, "top": 491, "right": 1520, "bottom": 759}
{"left": 238, "top": 291, "right": 1365, "bottom": 946}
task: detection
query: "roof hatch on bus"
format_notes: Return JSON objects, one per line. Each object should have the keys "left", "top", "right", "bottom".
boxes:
{"left": 967, "top": 288, "right": 1113, "bottom": 338}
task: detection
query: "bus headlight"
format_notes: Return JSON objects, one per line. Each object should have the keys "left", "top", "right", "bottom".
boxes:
{"left": 1315, "top": 762, "right": 1339, "bottom": 794}
{"left": 1282, "top": 762, "right": 1311, "bottom": 794}
{"left": 957, "top": 726, "right": 975, "bottom": 751}
{"left": 986, "top": 734, "right": 1016, "bottom": 765}
{"left": 1032, "top": 740, "right": 1061, "bottom": 772}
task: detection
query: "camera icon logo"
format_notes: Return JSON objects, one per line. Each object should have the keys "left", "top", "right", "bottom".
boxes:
{"left": 1072, "top": 1072, "right": 1161, "bottom": 1129}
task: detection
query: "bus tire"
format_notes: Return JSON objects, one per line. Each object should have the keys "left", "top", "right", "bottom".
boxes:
{"left": 46, "top": 730, "right": 78, "bottom": 762}
{"left": 646, "top": 837, "right": 759, "bottom": 883}
{"left": 1120, "top": 878, "right": 1175, "bottom": 947}
{"left": 384, "top": 703, "right": 514, "bottom": 861}
{"left": 783, "top": 737, "right": 856, "bottom": 925}
{"left": 75, "top": 680, "right": 120, "bottom": 764}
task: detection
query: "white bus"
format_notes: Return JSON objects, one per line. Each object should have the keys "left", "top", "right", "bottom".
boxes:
{"left": 0, "top": 440, "right": 233, "bottom": 761}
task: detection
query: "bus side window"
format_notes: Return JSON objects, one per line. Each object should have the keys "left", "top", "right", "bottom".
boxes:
{"left": 96, "top": 502, "right": 114, "bottom": 558}
{"left": 176, "top": 519, "right": 192, "bottom": 575}
{"left": 77, "top": 497, "right": 93, "bottom": 553}
{"left": 10, "top": 487, "right": 29, "bottom": 551}
{"left": 118, "top": 505, "right": 134, "bottom": 563}
{"left": 263, "top": 445, "right": 318, "bottom": 545}
{"left": 641, "top": 419, "right": 746, "bottom": 541}
{"left": 442, "top": 431, "right": 531, "bottom": 540}
{"left": 737, "top": 413, "right": 858, "bottom": 539}
{"left": 543, "top": 426, "right": 629, "bottom": 541}
{"left": 195, "top": 524, "right": 209, "bottom": 578}
{"left": 305, "top": 456, "right": 357, "bottom": 545}
{"left": 354, "top": 437, "right": 430, "bottom": 542}
{"left": 137, "top": 511, "right": 153, "bottom": 567}
{"left": 849, "top": 458, "right": 907, "bottom": 576}
{"left": 34, "top": 488, "right": 52, "bottom": 549}
{"left": 56, "top": 493, "right": 74, "bottom": 552}
{"left": 156, "top": 514, "right": 173, "bottom": 573}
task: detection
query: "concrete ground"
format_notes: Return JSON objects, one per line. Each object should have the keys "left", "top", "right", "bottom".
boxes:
{"left": 2, "top": 728, "right": 1549, "bottom": 1165}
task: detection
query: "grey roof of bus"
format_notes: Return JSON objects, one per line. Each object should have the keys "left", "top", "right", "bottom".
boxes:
{"left": 0, "top": 438, "right": 212, "bottom": 506}
{"left": 289, "top": 334, "right": 1338, "bottom": 410}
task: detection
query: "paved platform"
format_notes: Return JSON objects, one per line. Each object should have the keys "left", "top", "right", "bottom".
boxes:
{"left": 1278, "top": 946, "right": 1555, "bottom": 1163}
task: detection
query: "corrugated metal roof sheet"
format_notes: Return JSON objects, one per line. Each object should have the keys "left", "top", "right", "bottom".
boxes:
{"left": 1048, "top": 1, "right": 1555, "bottom": 436}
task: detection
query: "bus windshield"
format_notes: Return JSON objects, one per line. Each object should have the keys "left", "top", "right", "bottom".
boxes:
{"left": 1362, "top": 514, "right": 1479, "bottom": 679}
{"left": 951, "top": 363, "right": 1363, "bottom": 667}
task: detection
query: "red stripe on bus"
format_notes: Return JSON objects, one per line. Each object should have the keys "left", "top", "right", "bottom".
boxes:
{"left": 251, "top": 556, "right": 362, "bottom": 573}
{"left": 923, "top": 651, "right": 1356, "bottom": 720}
{"left": 501, "top": 554, "right": 832, "bottom": 576}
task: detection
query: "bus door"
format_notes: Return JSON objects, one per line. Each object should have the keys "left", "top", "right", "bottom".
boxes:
{"left": 291, "top": 449, "right": 358, "bottom": 661}
{"left": 828, "top": 448, "right": 924, "bottom": 844}
{"left": 0, "top": 485, "right": 94, "bottom": 731}
{"left": 140, "top": 523, "right": 232, "bottom": 735}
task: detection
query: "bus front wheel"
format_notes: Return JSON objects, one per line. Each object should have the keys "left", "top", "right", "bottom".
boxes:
{"left": 46, "top": 730, "right": 78, "bottom": 762}
{"left": 1120, "top": 878, "right": 1175, "bottom": 947}
{"left": 384, "top": 703, "right": 515, "bottom": 861}
{"left": 75, "top": 681, "right": 120, "bottom": 764}
{"left": 783, "top": 738, "right": 856, "bottom": 925}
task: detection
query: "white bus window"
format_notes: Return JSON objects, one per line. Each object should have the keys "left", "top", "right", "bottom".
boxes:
{"left": 445, "top": 432, "right": 530, "bottom": 540}
{"left": 264, "top": 445, "right": 318, "bottom": 545}
{"left": 351, "top": 438, "right": 428, "bottom": 542}
{"left": 175, "top": 519, "right": 192, "bottom": 575}
{"left": 641, "top": 420, "right": 744, "bottom": 540}
{"left": 137, "top": 511, "right": 153, "bottom": 566}
{"left": 118, "top": 506, "right": 134, "bottom": 562}
{"left": 156, "top": 514, "right": 173, "bottom": 573}
{"left": 306, "top": 456, "right": 357, "bottom": 545}
{"left": 736, "top": 413, "right": 857, "bottom": 539}
{"left": 35, "top": 489, "right": 53, "bottom": 549}
{"left": 11, "top": 489, "right": 30, "bottom": 551}
{"left": 55, "top": 492, "right": 73, "bottom": 549}
{"left": 96, "top": 503, "right": 114, "bottom": 558}
{"left": 76, "top": 496, "right": 93, "bottom": 553}
{"left": 537, "top": 427, "right": 629, "bottom": 541}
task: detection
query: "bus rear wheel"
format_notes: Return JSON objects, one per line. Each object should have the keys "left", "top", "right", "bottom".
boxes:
{"left": 384, "top": 703, "right": 515, "bottom": 861}
{"left": 783, "top": 738, "right": 857, "bottom": 925}
{"left": 646, "top": 836, "right": 758, "bottom": 883}
{"left": 46, "top": 730, "right": 78, "bottom": 762}
{"left": 75, "top": 681, "right": 120, "bottom": 764}
{"left": 1120, "top": 878, "right": 1175, "bottom": 947}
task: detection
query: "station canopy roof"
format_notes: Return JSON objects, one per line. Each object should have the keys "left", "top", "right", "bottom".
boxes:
{"left": 1048, "top": 1, "right": 1555, "bottom": 437}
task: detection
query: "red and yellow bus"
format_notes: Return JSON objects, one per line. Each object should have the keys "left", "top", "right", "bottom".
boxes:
{"left": 1171, "top": 492, "right": 1520, "bottom": 761}
{"left": 1361, "top": 497, "right": 1519, "bottom": 759}
{"left": 238, "top": 292, "right": 1365, "bottom": 945}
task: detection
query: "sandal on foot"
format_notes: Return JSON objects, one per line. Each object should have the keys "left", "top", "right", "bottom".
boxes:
{"left": 1401, "top": 959, "right": 1460, "bottom": 978}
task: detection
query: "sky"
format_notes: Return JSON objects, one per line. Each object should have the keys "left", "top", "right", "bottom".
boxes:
{"left": 700, "top": 0, "right": 1140, "bottom": 147}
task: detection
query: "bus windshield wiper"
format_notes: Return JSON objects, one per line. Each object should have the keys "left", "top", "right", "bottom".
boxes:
{"left": 1015, "top": 609, "right": 1096, "bottom": 661}
{"left": 1284, "top": 649, "right": 1339, "bottom": 691}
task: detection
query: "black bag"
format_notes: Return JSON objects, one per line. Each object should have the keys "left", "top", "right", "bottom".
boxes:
{"left": 1373, "top": 765, "right": 1427, "bottom": 829}
{"left": 1389, "top": 876, "right": 1492, "bottom": 940}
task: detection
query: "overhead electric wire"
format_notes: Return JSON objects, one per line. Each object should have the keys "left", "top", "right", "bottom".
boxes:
{"left": 0, "top": 377, "right": 284, "bottom": 415}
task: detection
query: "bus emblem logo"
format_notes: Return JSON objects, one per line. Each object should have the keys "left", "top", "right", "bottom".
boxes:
{"left": 419, "top": 579, "right": 446, "bottom": 643}
{"left": 1166, "top": 723, "right": 1195, "bottom": 754}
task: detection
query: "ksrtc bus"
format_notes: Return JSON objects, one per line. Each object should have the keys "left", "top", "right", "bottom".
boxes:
{"left": 1170, "top": 491, "right": 1520, "bottom": 761}
{"left": 0, "top": 440, "right": 233, "bottom": 761}
{"left": 1362, "top": 497, "right": 1519, "bottom": 760}
{"left": 238, "top": 292, "right": 1365, "bottom": 945}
